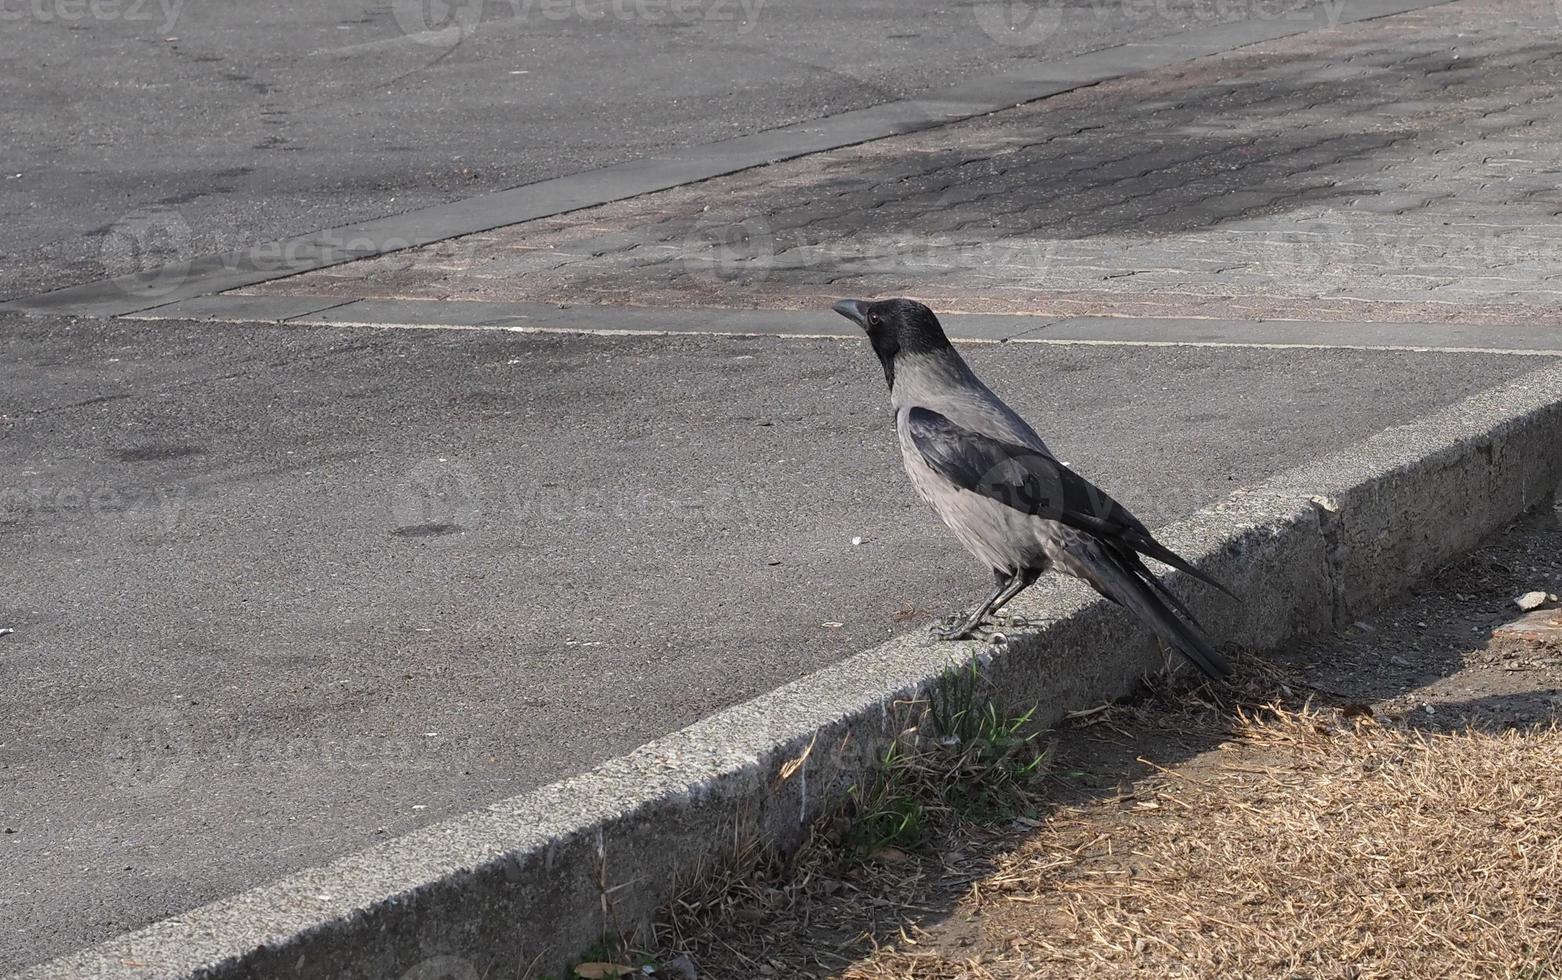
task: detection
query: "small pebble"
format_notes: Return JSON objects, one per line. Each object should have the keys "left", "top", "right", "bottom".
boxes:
{"left": 1515, "top": 591, "right": 1551, "bottom": 612}
{"left": 663, "top": 955, "right": 698, "bottom": 980}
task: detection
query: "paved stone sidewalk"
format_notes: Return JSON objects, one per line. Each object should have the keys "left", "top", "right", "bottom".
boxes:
{"left": 245, "top": 0, "right": 1562, "bottom": 325}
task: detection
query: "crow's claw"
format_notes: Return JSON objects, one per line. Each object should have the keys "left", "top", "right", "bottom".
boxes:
{"left": 932, "top": 622, "right": 980, "bottom": 641}
{"left": 930, "top": 610, "right": 984, "bottom": 640}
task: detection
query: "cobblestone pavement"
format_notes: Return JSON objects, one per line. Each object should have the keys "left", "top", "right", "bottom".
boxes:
{"left": 247, "top": 0, "right": 1562, "bottom": 324}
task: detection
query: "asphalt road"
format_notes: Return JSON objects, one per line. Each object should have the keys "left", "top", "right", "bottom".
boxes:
{"left": 0, "top": 0, "right": 1336, "bottom": 301}
{"left": 2, "top": 0, "right": 1540, "bottom": 971}
{"left": 0, "top": 311, "right": 1544, "bottom": 971}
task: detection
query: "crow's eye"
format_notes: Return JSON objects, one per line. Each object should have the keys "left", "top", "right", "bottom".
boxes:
{"left": 869, "top": 313, "right": 881, "bottom": 326}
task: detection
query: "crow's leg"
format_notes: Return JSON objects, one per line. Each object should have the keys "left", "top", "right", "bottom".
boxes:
{"left": 986, "top": 567, "right": 1042, "bottom": 622}
{"left": 935, "top": 569, "right": 1008, "bottom": 625}
{"left": 933, "top": 569, "right": 1018, "bottom": 640}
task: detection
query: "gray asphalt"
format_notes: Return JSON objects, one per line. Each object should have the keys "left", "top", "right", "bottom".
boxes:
{"left": 0, "top": 0, "right": 1516, "bottom": 970}
{"left": 0, "top": 0, "right": 1334, "bottom": 301}
{"left": 0, "top": 310, "right": 1544, "bottom": 971}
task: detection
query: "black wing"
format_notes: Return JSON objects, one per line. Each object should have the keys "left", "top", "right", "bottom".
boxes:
{"left": 906, "top": 406, "right": 1234, "bottom": 598}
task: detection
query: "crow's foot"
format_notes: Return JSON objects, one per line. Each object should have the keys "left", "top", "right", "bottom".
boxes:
{"left": 930, "top": 612, "right": 984, "bottom": 641}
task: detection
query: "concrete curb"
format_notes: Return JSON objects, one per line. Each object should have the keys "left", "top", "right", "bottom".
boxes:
{"left": 13, "top": 365, "right": 1562, "bottom": 980}
{"left": 0, "top": 0, "right": 1454, "bottom": 320}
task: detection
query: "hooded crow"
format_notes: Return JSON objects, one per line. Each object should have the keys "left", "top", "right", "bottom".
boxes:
{"left": 833, "top": 297, "right": 1233, "bottom": 680}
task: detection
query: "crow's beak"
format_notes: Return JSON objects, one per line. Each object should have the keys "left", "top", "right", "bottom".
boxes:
{"left": 832, "top": 298, "right": 870, "bottom": 329}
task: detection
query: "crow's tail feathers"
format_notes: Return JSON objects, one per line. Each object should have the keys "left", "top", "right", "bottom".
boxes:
{"left": 1125, "top": 551, "right": 1200, "bottom": 623}
{"left": 1072, "top": 545, "right": 1232, "bottom": 681}
{"left": 1125, "top": 532, "right": 1238, "bottom": 601}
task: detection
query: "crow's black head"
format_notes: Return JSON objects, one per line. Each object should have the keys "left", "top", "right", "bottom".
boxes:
{"left": 832, "top": 297, "right": 953, "bottom": 388}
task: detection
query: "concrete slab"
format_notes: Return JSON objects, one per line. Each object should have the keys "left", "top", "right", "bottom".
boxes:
{"left": 135, "top": 294, "right": 360, "bottom": 324}
{"left": 0, "top": 310, "right": 1543, "bottom": 973}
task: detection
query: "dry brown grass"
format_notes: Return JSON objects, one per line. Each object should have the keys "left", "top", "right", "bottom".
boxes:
{"left": 650, "top": 675, "right": 1050, "bottom": 979}
{"left": 845, "top": 707, "right": 1562, "bottom": 980}
{"left": 645, "top": 507, "right": 1562, "bottom": 980}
